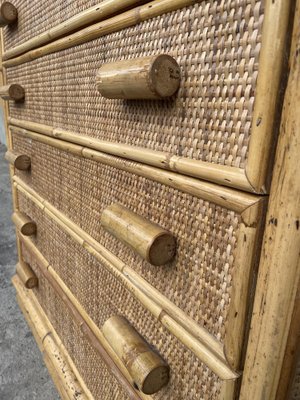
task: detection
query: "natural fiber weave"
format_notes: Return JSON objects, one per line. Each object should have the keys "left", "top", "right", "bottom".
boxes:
{"left": 13, "top": 131, "right": 240, "bottom": 343}
{"left": 2, "top": 0, "right": 102, "bottom": 51}
{"left": 290, "top": 355, "right": 300, "bottom": 400}
{"left": 18, "top": 191, "right": 222, "bottom": 400}
{"left": 8, "top": 1, "right": 264, "bottom": 168}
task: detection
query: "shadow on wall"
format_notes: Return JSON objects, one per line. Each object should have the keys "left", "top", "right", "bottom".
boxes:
{"left": 0, "top": 105, "right": 6, "bottom": 145}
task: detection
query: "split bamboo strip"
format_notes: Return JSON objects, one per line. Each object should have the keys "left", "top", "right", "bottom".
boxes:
{"left": 96, "top": 55, "right": 181, "bottom": 99}
{"left": 16, "top": 236, "right": 144, "bottom": 400}
{"left": 12, "top": 211, "right": 37, "bottom": 236}
{"left": 240, "top": 2, "right": 300, "bottom": 397}
{"left": 13, "top": 276, "right": 91, "bottom": 400}
{"left": 5, "top": 149, "right": 30, "bottom": 170}
{"left": 103, "top": 316, "right": 169, "bottom": 394}
{"left": 0, "top": 84, "right": 25, "bottom": 101}
{"left": 101, "top": 204, "right": 176, "bottom": 265}
{"left": 246, "top": 0, "right": 292, "bottom": 192}
{"left": 2, "top": 0, "right": 143, "bottom": 61}
{"left": 13, "top": 175, "right": 239, "bottom": 380}
{"left": 16, "top": 260, "right": 38, "bottom": 289}
{"left": 0, "top": 2, "right": 17, "bottom": 27}
{"left": 9, "top": 125, "right": 260, "bottom": 216}
{"left": 2, "top": 0, "right": 198, "bottom": 68}
{"left": 9, "top": 118, "right": 252, "bottom": 192}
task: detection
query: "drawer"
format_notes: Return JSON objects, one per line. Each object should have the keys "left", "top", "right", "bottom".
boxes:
{"left": 4, "top": 0, "right": 288, "bottom": 193}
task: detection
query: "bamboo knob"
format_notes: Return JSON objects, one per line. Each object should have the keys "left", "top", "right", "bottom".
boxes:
{"left": 101, "top": 204, "right": 176, "bottom": 265}
{"left": 12, "top": 211, "right": 37, "bottom": 236}
{"left": 0, "top": 2, "right": 18, "bottom": 26}
{"left": 103, "top": 316, "right": 169, "bottom": 394}
{"left": 96, "top": 55, "right": 181, "bottom": 99}
{"left": 5, "top": 150, "right": 31, "bottom": 170}
{"left": 16, "top": 261, "right": 38, "bottom": 289}
{"left": 0, "top": 84, "right": 25, "bottom": 101}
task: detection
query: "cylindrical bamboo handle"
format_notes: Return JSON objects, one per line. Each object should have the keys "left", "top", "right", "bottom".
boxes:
{"left": 100, "top": 203, "right": 176, "bottom": 265}
{"left": 96, "top": 55, "right": 181, "bottom": 99}
{"left": 0, "top": 84, "right": 25, "bottom": 101}
{"left": 0, "top": 2, "right": 17, "bottom": 26}
{"left": 103, "top": 316, "right": 169, "bottom": 394}
{"left": 12, "top": 211, "right": 37, "bottom": 236}
{"left": 5, "top": 150, "right": 31, "bottom": 170}
{"left": 16, "top": 261, "right": 38, "bottom": 289}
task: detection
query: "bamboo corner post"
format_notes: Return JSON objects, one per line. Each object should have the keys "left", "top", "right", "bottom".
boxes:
{"left": 0, "top": 2, "right": 17, "bottom": 27}
{"left": 96, "top": 55, "right": 181, "bottom": 99}
{"left": 103, "top": 316, "right": 169, "bottom": 394}
{"left": 0, "top": 84, "right": 25, "bottom": 101}
{"left": 16, "top": 260, "right": 38, "bottom": 289}
{"left": 5, "top": 150, "right": 31, "bottom": 170}
{"left": 12, "top": 211, "right": 37, "bottom": 236}
{"left": 101, "top": 203, "right": 176, "bottom": 265}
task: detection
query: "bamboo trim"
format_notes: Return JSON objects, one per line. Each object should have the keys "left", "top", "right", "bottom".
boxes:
{"left": 2, "top": 0, "right": 198, "bottom": 68}
{"left": 15, "top": 238, "right": 145, "bottom": 400}
{"left": 9, "top": 118, "right": 253, "bottom": 192}
{"left": 2, "top": 0, "right": 143, "bottom": 61}
{"left": 13, "top": 275, "right": 91, "bottom": 400}
{"left": 9, "top": 125, "right": 261, "bottom": 216}
{"left": 246, "top": 0, "right": 292, "bottom": 192}
{"left": 13, "top": 176, "right": 239, "bottom": 380}
{"left": 240, "top": 2, "right": 300, "bottom": 396}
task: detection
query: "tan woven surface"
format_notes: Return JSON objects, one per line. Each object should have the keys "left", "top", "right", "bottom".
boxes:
{"left": 8, "top": 1, "right": 264, "bottom": 168}
{"left": 13, "top": 132, "right": 241, "bottom": 343}
{"left": 2, "top": 0, "right": 102, "bottom": 51}
{"left": 18, "top": 192, "right": 222, "bottom": 400}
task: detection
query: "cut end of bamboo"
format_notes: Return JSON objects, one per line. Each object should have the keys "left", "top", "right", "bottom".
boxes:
{"left": 16, "top": 261, "right": 38, "bottom": 289}
{"left": 0, "top": 2, "right": 18, "bottom": 26}
{"left": 103, "top": 316, "right": 169, "bottom": 394}
{"left": 12, "top": 211, "right": 37, "bottom": 236}
{"left": 0, "top": 84, "right": 25, "bottom": 101}
{"left": 101, "top": 203, "right": 176, "bottom": 265}
{"left": 5, "top": 150, "right": 31, "bottom": 170}
{"left": 96, "top": 55, "right": 181, "bottom": 100}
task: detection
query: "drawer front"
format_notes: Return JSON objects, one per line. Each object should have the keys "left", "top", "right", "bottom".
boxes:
{"left": 18, "top": 191, "right": 224, "bottom": 400}
{"left": 6, "top": 1, "right": 268, "bottom": 190}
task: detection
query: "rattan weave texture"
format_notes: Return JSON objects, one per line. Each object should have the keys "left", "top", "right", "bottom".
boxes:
{"left": 2, "top": 0, "right": 101, "bottom": 51}
{"left": 18, "top": 192, "right": 222, "bottom": 400}
{"left": 13, "top": 132, "right": 241, "bottom": 343}
{"left": 8, "top": 1, "right": 264, "bottom": 168}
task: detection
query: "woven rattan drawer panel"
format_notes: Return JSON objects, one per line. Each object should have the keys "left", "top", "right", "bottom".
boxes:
{"left": 18, "top": 191, "right": 224, "bottom": 400}
{"left": 20, "top": 244, "right": 129, "bottom": 400}
{"left": 7, "top": 1, "right": 264, "bottom": 172}
{"left": 2, "top": 0, "right": 102, "bottom": 51}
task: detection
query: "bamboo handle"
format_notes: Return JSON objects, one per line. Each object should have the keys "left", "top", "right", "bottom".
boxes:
{"left": 12, "top": 211, "right": 37, "bottom": 236}
{"left": 16, "top": 261, "right": 38, "bottom": 289}
{"left": 101, "top": 203, "right": 176, "bottom": 265}
{"left": 0, "top": 2, "right": 17, "bottom": 26}
{"left": 5, "top": 150, "right": 31, "bottom": 170}
{"left": 103, "top": 316, "right": 169, "bottom": 394}
{"left": 96, "top": 55, "right": 181, "bottom": 99}
{"left": 0, "top": 84, "right": 25, "bottom": 101}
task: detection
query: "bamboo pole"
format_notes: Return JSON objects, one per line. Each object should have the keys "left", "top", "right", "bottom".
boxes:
{"left": 2, "top": 0, "right": 198, "bottom": 68}
{"left": 103, "top": 316, "right": 169, "bottom": 394}
{"left": 13, "top": 276, "right": 91, "bottom": 400}
{"left": 2, "top": 0, "right": 144, "bottom": 61}
{"left": 96, "top": 55, "right": 181, "bottom": 99}
{"left": 13, "top": 175, "right": 239, "bottom": 380}
{"left": 101, "top": 204, "right": 176, "bottom": 265}
{"left": 9, "top": 125, "right": 261, "bottom": 216}
{"left": 12, "top": 211, "right": 37, "bottom": 236}
{"left": 9, "top": 118, "right": 253, "bottom": 192}
{"left": 0, "top": 84, "right": 25, "bottom": 101}
{"left": 16, "top": 260, "right": 38, "bottom": 289}
{"left": 0, "top": 2, "right": 17, "bottom": 27}
{"left": 239, "top": 1, "right": 300, "bottom": 397}
{"left": 5, "top": 149, "right": 30, "bottom": 170}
